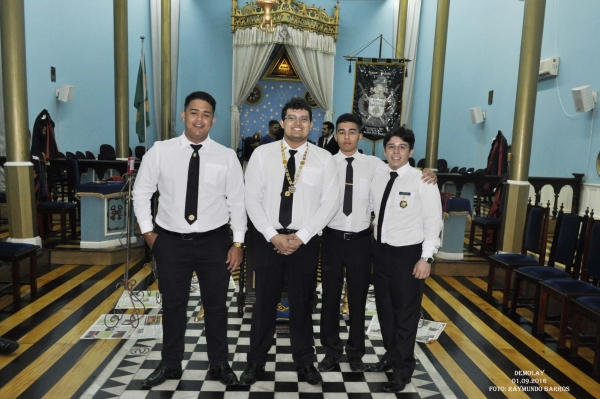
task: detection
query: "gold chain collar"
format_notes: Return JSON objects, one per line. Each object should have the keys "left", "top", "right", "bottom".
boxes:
{"left": 280, "top": 141, "right": 308, "bottom": 196}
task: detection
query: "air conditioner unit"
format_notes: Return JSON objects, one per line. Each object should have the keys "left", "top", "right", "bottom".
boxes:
{"left": 539, "top": 57, "right": 559, "bottom": 80}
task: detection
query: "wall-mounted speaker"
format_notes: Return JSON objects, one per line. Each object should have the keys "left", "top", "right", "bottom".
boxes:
{"left": 56, "top": 84, "right": 74, "bottom": 103}
{"left": 571, "top": 85, "right": 595, "bottom": 113}
{"left": 469, "top": 107, "right": 485, "bottom": 124}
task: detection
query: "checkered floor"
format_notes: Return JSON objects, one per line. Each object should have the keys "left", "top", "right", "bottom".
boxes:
{"left": 83, "top": 288, "right": 453, "bottom": 398}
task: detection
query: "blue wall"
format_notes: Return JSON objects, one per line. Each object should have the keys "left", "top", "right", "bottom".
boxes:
{"left": 24, "top": 0, "right": 155, "bottom": 154}
{"left": 411, "top": 0, "right": 600, "bottom": 183}
{"left": 13, "top": 0, "right": 600, "bottom": 183}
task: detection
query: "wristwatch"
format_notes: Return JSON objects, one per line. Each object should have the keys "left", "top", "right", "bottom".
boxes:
{"left": 421, "top": 257, "right": 434, "bottom": 264}
{"left": 233, "top": 242, "right": 246, "bottom": 249}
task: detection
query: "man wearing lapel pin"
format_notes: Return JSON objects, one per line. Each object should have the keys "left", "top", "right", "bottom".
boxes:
{"left": 318, "top": 114, "right": 437, "bottom": 374}
{"left": 133, "top": 91, "right": 246, "bottom": 387}
{"left": 242, "top": 97, "right": 339, "bottom": 386}
{"left": 366, "top": 126, "right": 442, "bottom": 393}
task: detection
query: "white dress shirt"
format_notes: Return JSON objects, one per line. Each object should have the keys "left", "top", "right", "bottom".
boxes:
{"left": 132, "top": 134, "right": 247, "bottom": 242}
{"left": 245, "top": 139, "right": 339, "bottom": 244}
{"left": 327, "top": 150, "right": 386, "bottom": 232}
{"left": 371, "top": 163, "right": 442, "bottom": 257}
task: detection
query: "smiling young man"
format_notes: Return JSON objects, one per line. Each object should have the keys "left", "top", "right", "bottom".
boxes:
{"left": 133, "top": 91, "right": 246, "bottom": 388}
{"left": 318, "top": 114, "right": 437, "bottom": 374}
{"left": 243, "top": 97, "right": 339, "bottom": 386}
{"left": 367, "top": 126, "right": 442, "bottom": 393}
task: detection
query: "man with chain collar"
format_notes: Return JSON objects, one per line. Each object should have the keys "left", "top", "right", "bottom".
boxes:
{"left": 242, "top": 97, "right": 339, "bottom": 386}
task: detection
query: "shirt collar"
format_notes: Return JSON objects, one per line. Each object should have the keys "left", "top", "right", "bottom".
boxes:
{"left": 334, "top": 150, "right": 363, "bottom": 163}
{"left": 388, "top": 162, "right": 411, "bottom": 176}
{"left": 281, "top": 138, "right": 307, "bottom": 154}
{"left": 180, "top": 133, "right": 212, "bottom": 151}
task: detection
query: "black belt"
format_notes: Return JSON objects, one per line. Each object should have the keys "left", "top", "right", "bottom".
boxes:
{"left": 324, "top": 227, "right": 372, "bottom": 240}
{"left": 276, "top": 228, "right": 298, "bottom": 234}
{"left": 156, "top": 224, "right": 227, "bottom": 240}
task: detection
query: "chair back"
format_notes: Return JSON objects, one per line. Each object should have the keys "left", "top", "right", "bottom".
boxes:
{"left": 548, "top": 210, "right": 585, "bottom": 277}
{"left": 417, "top": 158, "right": 425, "bottom": 169}
{"left": 85, "top": 151, "right": 96, "bottom": 159}
{"left": 581, "top": 218, "right": 600, "bottom": 282}
{"left": 99, "top": 144, "right": 116, "bottom": 155}
{"left": 66, "top": 156, "right": 80, "bottom": 203}
{"left": 408, "top": 157, "right": 415, "bottom": 167}
{"left": 450, "top": 166, "right": 459, "bottom": 173}
{"left": 437, "top": 159, "right": 448, "bottom": 171}
{"left": 521, "top": 203, "right": 550, "bottom": 265}
{"left": 135, "top": 146, "right": 146, "bottom": 160}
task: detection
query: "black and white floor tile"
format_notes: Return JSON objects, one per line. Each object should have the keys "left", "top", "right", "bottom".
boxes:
{"left": 82, "top": 288, "right": 455, "bottom": 399}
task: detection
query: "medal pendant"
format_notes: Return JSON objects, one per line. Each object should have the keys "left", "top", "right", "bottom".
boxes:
{"left": 285, "top": 191, "right": 291, "bottom": 197}
{"left": 289, "top": 185, "right": 296, "bottom": 193}
{"left": 400, "top": 200, "right": 408, "bottom": 209}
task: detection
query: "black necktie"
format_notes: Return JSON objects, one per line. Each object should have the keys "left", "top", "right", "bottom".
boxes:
{"left": 377, "top": 171, "right": 398, "bottom": 242}
{"left": 279, "top": 149, "right": 297, "bottom": 228}
{"left": 343, "top": 157, "right": 354, "bottom": 216}
{"left": 185, "top": 144, "right": 202, "bottom": 225}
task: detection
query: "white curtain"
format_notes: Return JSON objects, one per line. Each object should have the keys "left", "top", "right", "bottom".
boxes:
{"left": 230, "top": 25, "right": 336, "bottom": 149}
{"left": 150, "top": 0, "right": 180, "bottom": 141}
{"left": 397, "top": 0, "right": 422, "bottom": 128}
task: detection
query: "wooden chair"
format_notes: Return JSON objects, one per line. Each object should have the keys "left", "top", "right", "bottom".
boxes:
{"left": 537, "top": 218, "right": 600, "bottom": 348}
{"left": 487, "top": 202, "right": 550, "bottom": 309}
{"left": 469, "top": 216, "right": 501, "bottom": 257}
{"left": 570, "top": 296, "right": 600, "bottom": 376}
{"left": 0, "top": 242, "right": 39, "bottom": 301}
{"left": 37, "top": 157, "right": 80, "bottom": 242}
{"left": 510, "top": 209, "right": 590, "bottom": 334}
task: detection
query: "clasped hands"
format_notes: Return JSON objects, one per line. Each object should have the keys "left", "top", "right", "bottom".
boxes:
{"left": 271, "top": 233, "right": 303, "bottom": 256}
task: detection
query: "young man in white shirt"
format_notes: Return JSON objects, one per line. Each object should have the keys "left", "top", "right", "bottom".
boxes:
{"left": 242, "top": 97, "right": 339, "bottom": 386}
{"left": 367, "top": 126, "right": 442, "bottom": 393}
{"left": 133, "top": 91, "right": 246, "bottom": 387}
{"left": 318, "top": 114, "right": 436, "bottom": 374}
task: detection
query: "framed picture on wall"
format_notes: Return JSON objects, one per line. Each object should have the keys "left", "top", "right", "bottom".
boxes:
{"left": 304, "top": 91, "right": 318, "bottom": 108}
{"left": 245, "top": 85, "right": 263, "bottom": 106}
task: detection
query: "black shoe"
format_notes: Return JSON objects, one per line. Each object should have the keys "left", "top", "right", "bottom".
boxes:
{"left": 383, "top": 376, "right": 410, "bottom": 393}
{"left": 142, "top": 363, "right": 183, "bottom": 387}
{"left": 317, "top": 355, "right": 340, "bottom": 371}
{"left": 366, "top": 359, "right": 392, "bottom": 372}
{"left": 240, "top": 363, "right": 264, "bottom": 385}
{"left": 208, "top": 363, "right": 238, "bottom": 386}
{"left": 349, "top": 358, "right": 365, "bottom": 372}
{"left": 297, "top": 364, "right": 323, "bottom": 385}
{"left": 0, "top": 337, "right": 19, "bottom": 355}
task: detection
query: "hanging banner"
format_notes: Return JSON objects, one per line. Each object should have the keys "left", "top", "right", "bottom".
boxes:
{"left": 352, "top": 61, "right": 405, "bottom": 141}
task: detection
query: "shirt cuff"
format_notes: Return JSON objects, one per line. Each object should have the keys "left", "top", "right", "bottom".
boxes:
{"left": 232, "top": 230, "right": 245, "bottom": 243}
{"left": 295, "top": 229, "right": 311, "bottom": 244}
{"left": 263, "top": 227, "right": 278, "bottom": 242}
{"left": 139, "top": 221, "right": 154, "bottom": 235}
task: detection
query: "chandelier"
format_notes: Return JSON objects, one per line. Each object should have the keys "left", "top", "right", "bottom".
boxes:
{"left": 257, "top": 0, "right": 279, "bottom": 33}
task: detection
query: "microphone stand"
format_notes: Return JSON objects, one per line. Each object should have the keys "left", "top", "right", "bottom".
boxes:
{"left": 104, "top": 172, "right": 146, "bottom": 329}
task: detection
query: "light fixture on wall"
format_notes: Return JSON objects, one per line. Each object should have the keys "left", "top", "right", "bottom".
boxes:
{"left": 258, "top": 0, "right": 279, "bottom": 33}
{"left": 469, "top": 107, "right": 485, "bottom": 124}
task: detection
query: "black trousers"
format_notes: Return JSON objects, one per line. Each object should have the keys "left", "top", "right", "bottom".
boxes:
{"left": 320, "top": 231, "right": 372, "bottom": 359}
{"left": 247, "top": 229, "right": 319, "bottom": 367}
{"left": 373, "top": 241, "right": 423, "bottom": 379}
{"left": 152, "top": 227, "right": 232, "bottom": 368}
